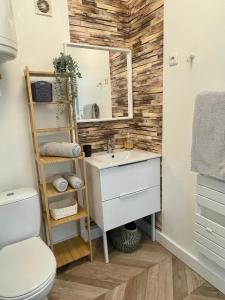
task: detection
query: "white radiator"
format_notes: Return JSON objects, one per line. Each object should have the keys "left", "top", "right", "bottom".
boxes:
{"left": 194, "top": 174, "right": 225, "bottom": 268}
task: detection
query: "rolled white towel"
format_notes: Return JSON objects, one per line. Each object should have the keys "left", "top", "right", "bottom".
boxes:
{"left": 40, "top": 142, "right": 81, "bottom": 158}
{"left": 63, "top": 173, "right": 84, "bottom": 189}
{"left": 52, "top": 176, "right": 68, "bottom": 192}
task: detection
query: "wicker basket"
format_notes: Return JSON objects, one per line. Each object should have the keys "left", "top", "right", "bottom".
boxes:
{"left": 111, "top": 222, "right": 142, "bottom": 253}
{"left": 49, "top": 198, "right": 78, "bottom": 220}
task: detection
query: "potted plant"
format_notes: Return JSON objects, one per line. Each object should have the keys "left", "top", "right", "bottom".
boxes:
{"left": 53, "top": 52, "right": 81, "bottom": 137}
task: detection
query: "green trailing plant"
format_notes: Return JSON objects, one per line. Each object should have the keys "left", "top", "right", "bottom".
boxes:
{"left": 53, "top": 52, "right": 81, "bottom": 131}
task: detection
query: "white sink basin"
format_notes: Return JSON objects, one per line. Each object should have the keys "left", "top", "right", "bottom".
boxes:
{"left": 85, "top": 149, "right": 161, "bottom": 169}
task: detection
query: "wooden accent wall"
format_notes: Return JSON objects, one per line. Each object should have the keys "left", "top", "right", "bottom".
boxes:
{"left": 68, "top": 0, "right": 163, "bottom": 154}
{"left": 110, "top": 51, "right": 128, "bottom": 118}
{"left": 129, "top": 0, "right": 163, "bottom": 154}
{"left": 68, "top": 0, "right": 129, "bottom": 48}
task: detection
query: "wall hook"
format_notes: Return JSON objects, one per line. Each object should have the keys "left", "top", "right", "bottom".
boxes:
{"left": 187, "top": 52, "right": 196, "bottom": 65}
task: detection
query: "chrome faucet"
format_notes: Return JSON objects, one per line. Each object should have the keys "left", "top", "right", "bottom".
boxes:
{"left": 107, "top": 136, "right": 114, "bottom": 153}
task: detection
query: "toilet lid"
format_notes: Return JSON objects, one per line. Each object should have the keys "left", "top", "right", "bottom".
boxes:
{"left": 0, "top": 237, "right": 56, "bottom": 298}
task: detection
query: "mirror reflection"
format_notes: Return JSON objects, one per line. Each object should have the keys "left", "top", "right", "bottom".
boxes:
{"left": 65, "top": 44, "right": 132, "bottom": 122}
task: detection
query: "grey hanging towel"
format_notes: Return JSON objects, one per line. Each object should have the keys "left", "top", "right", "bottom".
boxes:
{"left": 191, "top": 91, "right": 225, "bottom": 180}
{"left": 83, "top": 103, "right": 100, "bottom": 119}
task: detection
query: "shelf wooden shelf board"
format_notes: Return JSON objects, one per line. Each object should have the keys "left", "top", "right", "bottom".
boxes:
{"left": 37, "top": 155, "right": 83, "bottom": 165}
{"left": 49, "top": 206, "right": 88, "bottom": 228}
{"left": 32, "top": 101, "right": 71, "bottom": 105}
{"left": 28, "top": 70, "right": 69, "bottom": 78}
{"left": 54, "top": 236, "right": 90, "bottom": 268}
{"left": 36, "top": 127, "right": 73, "bottom": 133}
{"left": 45, "top": 183, "right": 85, "bottom": 198}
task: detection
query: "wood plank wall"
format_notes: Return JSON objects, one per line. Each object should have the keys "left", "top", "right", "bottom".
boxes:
{"left": 68, "top": 0, "right": 163, "bottom": 153}
{"left": 110, "top": 51, "right": 128, "bottom": 118}
{"left": 68, "top": 0, "right": 129, "bottom": 48}
{"left": 129, "top": 0, "right": 163, "bottom": 154}
{"left": 68, "top": 0, "right": 163, "bottom": 227}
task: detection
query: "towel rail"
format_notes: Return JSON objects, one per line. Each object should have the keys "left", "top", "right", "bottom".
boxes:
{"left": 194, "top": 174, "right": 225, "bottom": 269}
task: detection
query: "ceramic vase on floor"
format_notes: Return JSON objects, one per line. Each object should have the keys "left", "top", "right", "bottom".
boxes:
{"left": 110, "top": 221, "right": 142, "bottom": 253}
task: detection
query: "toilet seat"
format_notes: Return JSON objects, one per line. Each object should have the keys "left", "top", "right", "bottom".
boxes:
{"left": 0, "top": 237, "right": 56, "bottom": 299}
{"left": 0, "top": 270, "right": 55, "bottom": 300}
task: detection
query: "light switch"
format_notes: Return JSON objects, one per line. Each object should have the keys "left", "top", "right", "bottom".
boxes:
{"left": 169, "top": 53, "right": 178, "bottom": 66}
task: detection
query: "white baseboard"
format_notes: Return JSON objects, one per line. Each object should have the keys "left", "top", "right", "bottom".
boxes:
{"left": 156, "top": 230, "right": 225, "bottom": 294}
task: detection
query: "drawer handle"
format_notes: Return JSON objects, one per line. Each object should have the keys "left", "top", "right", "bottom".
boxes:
{"left": 118, "top": 160, "right": 149, "bottom": 167}
{"left": 119, "top": 188, "right": 148, "bottom": 199}
{"left": 205, "top": 227, "right": 213, "bottom": 234}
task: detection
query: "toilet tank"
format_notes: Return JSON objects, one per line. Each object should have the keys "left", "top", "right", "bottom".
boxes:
{"left": 0, "top": 188, "right": 41, "bottom": 248}
{"left": 0, "top": 0, "right": 17, "bottom": 63}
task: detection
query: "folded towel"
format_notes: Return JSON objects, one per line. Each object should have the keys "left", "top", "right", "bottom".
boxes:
{"left": 52, "top": 176, "right": 68, "bottom": 192}
{"left": 83, "top": 103, "right": 100, "bottom": 119}
{"left": 40, "top": 142, "right": 81, "bottom": 158}
{"left": 63, "top": 173, "right": 84, "bottom": 189}
{"left": 191, "top": 91, "right": 225, "bottom": 180}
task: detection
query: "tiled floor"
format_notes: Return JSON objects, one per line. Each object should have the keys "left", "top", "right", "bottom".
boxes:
{"left": 49, "top": 240, "right": 225, "bottom": 300}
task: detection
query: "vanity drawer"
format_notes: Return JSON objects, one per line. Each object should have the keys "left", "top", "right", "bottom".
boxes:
{"left": 102, "top": 186, "right": 160, "bottom": 231}
{"left": 100, "top": 158, "right": 160, "bottom": 201}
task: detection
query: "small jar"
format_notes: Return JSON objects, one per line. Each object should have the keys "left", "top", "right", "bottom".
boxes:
{"left": 124, "top": 138, "right": 133, "bottom": 150}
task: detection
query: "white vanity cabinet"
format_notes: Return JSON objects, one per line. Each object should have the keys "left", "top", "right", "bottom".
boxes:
{"left": 86, "top": 150, "right": 161, "bottom": 262}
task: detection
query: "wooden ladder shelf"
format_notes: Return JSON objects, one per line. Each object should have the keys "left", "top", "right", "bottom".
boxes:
{"left": 24, "top": 66, "right": 93, "bottom": 268}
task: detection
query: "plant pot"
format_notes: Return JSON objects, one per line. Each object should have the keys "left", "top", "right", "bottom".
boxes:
{"left": 110, "top": 222, "right": 142, "bottom": 253}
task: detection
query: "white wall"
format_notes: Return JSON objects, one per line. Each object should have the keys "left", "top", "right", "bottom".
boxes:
{"left": 162, "top": 0, "right": 225, "bottom": 292}
{"left": 0, "top": 0, "right": 69, "bottom": 190}
{"left": 0, "top": 1, "right": 72, "bottom": 242}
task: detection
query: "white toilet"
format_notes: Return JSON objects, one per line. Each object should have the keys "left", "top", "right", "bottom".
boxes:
{"left": 0, "top": 188, "right": 56, "bottom": 300}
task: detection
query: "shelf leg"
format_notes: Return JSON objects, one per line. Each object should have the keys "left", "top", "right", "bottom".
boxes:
{"left": 151, "top": 214, "right": 156, "bottom": 241}
{"left": 103, "top": 231, "right": 109, "bottom": 263}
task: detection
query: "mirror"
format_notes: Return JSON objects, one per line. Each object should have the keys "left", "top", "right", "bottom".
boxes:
{"left": 64, "top": 43, "right": 133, "bottom": 122}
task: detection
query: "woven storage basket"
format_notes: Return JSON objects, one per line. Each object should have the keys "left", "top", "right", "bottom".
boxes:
{"left": 49, "top": 198, "right": 78, "bottom": 220}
